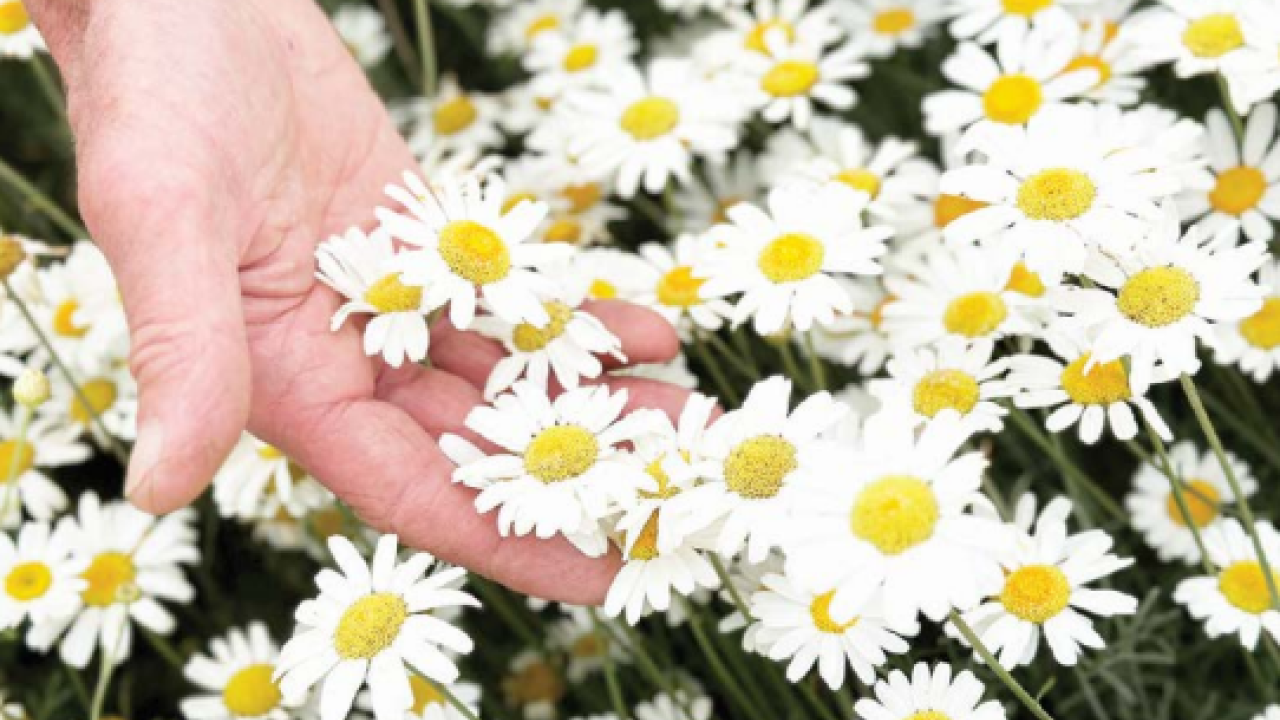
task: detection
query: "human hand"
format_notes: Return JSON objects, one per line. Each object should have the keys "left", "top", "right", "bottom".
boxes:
{"left": 28, "top": 0, "right": 688, "bottom": 604}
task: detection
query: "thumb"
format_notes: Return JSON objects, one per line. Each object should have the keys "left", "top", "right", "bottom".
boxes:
{"left": 81, "top": 158, "right": 250, "bottom": 514}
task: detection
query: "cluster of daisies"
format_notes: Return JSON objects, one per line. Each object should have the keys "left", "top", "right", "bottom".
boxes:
{"left": 4, "top": 0, "right": 1280, "bottom": 719}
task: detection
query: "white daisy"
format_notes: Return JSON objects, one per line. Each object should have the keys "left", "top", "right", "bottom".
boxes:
{"left": 784, "top": 411, "right": 1005, "bottom": 627}
{"left": 316, "top": 226, "right": 440, "bottom": 368}
{"left": 0, "top": 1, "right": 44, "bottom": 59}
{"left": 502, "top": 650, "right": 565, "bottom": 720}
{"left": 947, "top": 0, "right": 1094, "bottom": 44}
{"left": 1092, "top": 103, "right": 1211, "bottom": 194}
{"left": 43, "top": 357, "right": 138, "bottom": 444}
{"left": 403, "top": 76, "right": 504, "bottom": 157}
{"left": 1067, "top": 13, "right": 1157, "bottom": 106}
{"left": 1128, "top": 441, "right": 1257, "bottom": 565}
{"left": 1213, "top": 258, "right": 1280, "bottom": 382}
{"left": 659, "top": 0, "right": 750, "bottom": 17}
{"left": 853, "top": 662, "right": 1006, "bottom": 720}
{"left": 549, "top": 606, "right": 631, "bottom": 681}
{"left": 1139, "top": 0, "right": 1250, "bottom": 78}
{"left": 399, "top": 678, "right": 481, "bottom": 720}
{"left": 671, "top": 153, "right": 763, "bottom": 235}
{"left": 697, "top": 180, "right": 890, "bottom": 335}
{"left": 731, "top": 34, "right": 868, "bottom": 128}
{"left": 275, "top": 535, "right": 479, "bottom": 720}
{"left": 718, "top": 0, "right": 844, "bottom": 56}
{"left": 1174, "top": 519, "right": 1280, "bottom": 649}
{"left": 0, "top": 518, "right": 85, "bottom": 631}
{"left": 749, "top": 572, "right": 916, "bottom": 690}
{"left": 332, "top": 5, "right": 392, "bottom": 68}
{"left": 524, "top": 9, "right": 637, "bottom": 100}
{"left": 441, "top": 382, "right": 656, "bottom": 557}
{"left": 555, "top": 248, "right": 657, "bottom": 305}
{"left": 0, "top": 409, "right": 89, "bottom": 528}
{"left": 634, "top": 235, "right": 733, "bottom": 335}
{"left": 32, "top": 241, "right": 125, "bottom": 373}
{"left": 379, "top": 173, "right": 568, "bottom": 330}
{"left": 1179, "top": 102, "right": 1280, "bottom": 245}
{"left": 870, "top": 337, "right": 1012, "bottom": 434}
{"left": 489, "top": 0, "right": 584, "bottom": 56}
{"left": 834, "top": 0, "right": 946, "bottom": 59}
{"left": 213, "top": 433, "right": 332, "bottom": 523}
{"left": 181, "top": 623, "right": 301, "bottom": 720}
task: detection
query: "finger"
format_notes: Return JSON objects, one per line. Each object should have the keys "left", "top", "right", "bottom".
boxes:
{"left": 279, "top": 395, "right": 619, "bottom": 604}
{"left": 374, "top": 363, "right": 498, "bottom": 453}
{"left": 78, "top": 141, "right": 250, "bottom": 514}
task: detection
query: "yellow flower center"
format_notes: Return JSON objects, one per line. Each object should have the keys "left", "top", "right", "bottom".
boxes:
{"left": 657, "top": 266, "right": 706, "bottom": 308}
{"left": 934, "top": 194, "right": 989, "bottom": 228}
{"left": 746, "top": 20, "right": 796, "bottom": 53}
{"left": 1000, "top": 564, "right": 1071, "bottom": 623}
{"left": 545, "top": 217, "right": 584, "bottom": 244}
{"left": 524, "top": 424, "right": 599, "bottom": 483}
{"left": 512, "top": 301, "right": 575, "bottom": 353}
{"left": 1240, "top": 297, "right": 1280, "bottom": 349}
{"left": 81, "top": 552, "right": 137, "bottom": 608}
{"left": 52, "top": 300, "right": 89, "bottom": 338}
{"left": 1165, "top": 479, "right": 1221, "bottom": 528}
{"left": 433, "top": 96, "right": 479, "bottom": 137}
{"left": 1182, "top": 13, "right": 1245, "bottom": 59}
{"left": 1060, "top": 354, "right": 1131, "bottom": 406}
{"left": 1064, "top": 54, "right": 1112, "bottom": 89}
{"left": 761, "top": 60, "right": 820, "bottom": 98}
{"left": 758, "top": 233, "right": 825, "bottom": 283}
{"left": 525, "top": 14, "right": 561, "bottom": 39}
{"left": 588, "top": 279, "right": 618, "bottom": 300}
{"left": 629, "top": 513, "right": 661, "bottom": 561}
{"left": 364, "top": 273, "right": 423, "bottom": 314}
{"left": 563, "top": 44, "right": 599, "bottom": 72}
{"left": 810, "top": 590, "right": 858, "bottom": 633}
{"left": 70, "top": 378, "right": 119, "bottom": 425}
{"left": 912, "top": 370, "right": 981, "bottom": 418}
{"left": 983, "top": 74, "right": 1044, "bottom": 125}
{"left": 906, "top": 713, "right": 951, "bottom": 720}
{"left": 504, "top": 661, "right": 565, "bottom": 706}
{"left": 850, "top": 475, "right": 940, "bottom": 555}
{"left": 723, "top": 435, "right": 798, "bottom": 500}
{"left": 873, "top": 8, "right": 916, "bottom": 35}
{"left": 1219, "top": 561, "right": 1279, "bottom": 614}
{"left": 0, "top": 1, "right": 29, "bottom": 34}
{"left": 1005, "top": 262, "right": 1046, "bottom": 297}
{"left": 409, "top": 675, "right": 446, "bottom": 715}
{"left": 642, "top": 454, "right": 685, "bottom": 500}
{"left": 222, "top": 664, "right": 282, "bottom": 718}
{"left": 943, "top": 291, "right": 1008, "bottom": 338}
{"left": 571, "top": 632, "right": 607, "bottom": 658}
{"left": 1209, "top": 166, "right": 1266, "bottom": 216}
{"left": 1002, "top": 0, "right": 1053, "bottom": 17}
{"left": 561, "top": 184, "right": 602, "bottom": 213}
{"left": 5, "top": 561, "right": 52, "bottom": 602}
{"left": 620, "top": 97, "right": 680, "bottom": 141}
{"left": 1116, "top": 267, "right": 1200, "bottom": 328}
{"left": 834, "top": 169, "right": 882, "bottom": 199}
{"left": 1017, "top": 168, "right": 1097, "bottom": 222}
{"left": 438, "top": 220, "right": 512, "bottom": 285}
{"left": 0, "top": 439, "right": 35, "bottom": 479}
{"left": 334, "top": 593, "right": 409, "bottom": 660}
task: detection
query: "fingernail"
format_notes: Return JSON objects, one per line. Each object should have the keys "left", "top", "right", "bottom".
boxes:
{"left": 125, "top": 418, "right": 165, "bottom": 499}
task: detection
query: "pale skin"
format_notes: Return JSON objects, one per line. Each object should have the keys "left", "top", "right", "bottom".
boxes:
{"left": 27, "top": 0, "right": 693, "bottom": 604}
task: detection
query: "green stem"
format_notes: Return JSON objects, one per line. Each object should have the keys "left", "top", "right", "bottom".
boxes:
{"left": 589, "top": 608, "right": 630, "bottom": 720}
{"left": 605, "top": 621, "right": 697, "bottom": 720}
{"left": 949, "top": 611, "right": 1057, "bottom": 720}
{"left": 89, "top": 618, "right": 127, "bottom": 720}
{"left": 431, "top": 677, "right": 482, "bottom": 720}
{"left": 412, "top": 0, "right": 437, "bottom": 98}
{"left": 709, "top": 554, "right": 753, "bottom": 622}
{"left": 801, "top": 331, "right": 828, "bottom": 391}
{"left": 1216, "top": 74, "right": 1246, "bottom": 140}
{"left": 797, "top": 679, "right": 843, "bottom": 720}
{"left": 0, "top": 405, "right": 31, "bottom": 523}
{"left": 1198, "top": 388, "right": 1280, "bottom": 471}
{"left": 1005, "top": 408, "right": 1126, "bottom": 523}
{"left": 0, "top": 156, "right": 86, "bottom": 238}
{"left": 31, "top": 56, "right": 67, "bottom": 123}
{"left": 686, "top": 600, "right": 770, "bottom": 720}
{"left": 374, "top": 0, "right": 422, "bottom": 86}
{"left": 2, "top": 280, "right": 129, "bottom": 465}
{"left": 776, "top": 336, "right": 811, "bottom": 393}
{"left": 693, "top": 331, "right": 741, "bottom": 406}
{"left": 701, "top": 330, "right": 761, "bottom": 380}
{"left": 1181, "top": 375, "right": 1280, "bottom": 610}
{"left": 1145, "top": 423, "right": 1215, "bottom": 575}
{"left": 141, "top": 629, "right": 187, "bottom": 671}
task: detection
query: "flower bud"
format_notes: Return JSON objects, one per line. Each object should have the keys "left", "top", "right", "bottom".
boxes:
{"left": 12, "top": 368, "right": 50, "bottom": 409}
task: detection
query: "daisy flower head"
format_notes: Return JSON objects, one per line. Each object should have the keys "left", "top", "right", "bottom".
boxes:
{"left": 33, "top": 240, "right": 125, "bottom": 372}
{"left": 1179, "top": 102, "right": 1280, "bottom": 245}
{"left": 549, "top": 606, "right": 632, "bottom": 681}
{"left": 1005, "top": 329, "right": 1172, "bottom": 445}
{"left": 524, "top": 9, "right": 637, "bottom": 100}
{"left": 634, "top": 235, "right": 733, "bottom": 335}
{"left": 1066, "top": 12, "right": 1159, "bottom": 106}
{"left": 748, "top": 571, "right": 916, "bottom": 690}
{"left": 834, "top": 0, "right": 946, "bottom": 59}
{"left": 1174, "top": 519, "right": 1280, "bottom": 649}
{"left": 670, "top": 152, "right": 763, "bottom": 235}
{"left": 954, "top": 495, "right": 1136, "bottom": 667}
{"left": 784, "top": 411, "right": 1005, "bottom": 627}
{"left": 718, "top": 0, "right": 844, "bottom": 55}
{"left": 468, "top": 284, "right": 625, "bottom": 400}
{"left": 42, "top": 355, "right": 138, "bottom": 444}
{"left": 1056, "top": 203, "right": 1269, "bottom": 390}
{"left": 942, "top": 105, "right": 1181, "bottom": 279}
{"left": 0, "top": 518, "right": 85, "bottom": 631}
{"left": 181, "top": 623, "right": 301, "bottom": 720}
{"left": 924, "top": 22, "right": 1098, "bottom": 139}
{"left": 1213, "top": 257, "right": 1280, "bottom": 382}
{"left": 490, "top": 0, "right": 584, "bottom": 56}
{"left": 1140, "top": 0, "right": 1250, "bottom": 78}
{"left": 379, "top": 172, "right": 568, "bottom": 330}
{"left": 564, "top": 58, "right": 742, "bottom": 198}
{"left": 0, "top": 1, "right": 44, "bottom": 59}
{"left": 1221, "top": 0, "right": 1280, "bottom": 114}
{"left": 212, "top": 433, "right": 332, "bottom": 523}
{"left": 27, "top": 492, "right": 198, "bottom": 669}
{"left": 442, "top": 382, "right": 656, "bottom": 557}
{"left": 870, "top": 337, "right": 1012, "bottom": 434}
{"left": 946, "top": 0, "right": 1093, "bottom": 45}
{"left": 1092, "top": 103, "right": 1211, "bottom": 193}
{"left": 502, "top": 650, "right": 565, "bottom": 720}
{"left": 1128, "top": 441, "right": 1257, "bottom": 565}
{"left": 659, "top": 0, "right": 750, "bottom": 18}
{"left": 332, "top": 5, "right": 391, "bottom": 69}
{"left": 315, "top": 226, "right": 440, "bottom": 368}
{"left": 731, "top": 32, "right": 869, "bottom": 129}
{"left": 881, "top": 244, "right": 1039, "bottom": 351}
{"left": 557, "top": 248, "right": 657, "bottom": 305}
{"left": 403, "top": 76, "right": 504, "bottom": 157}
{"left": 0, "top": 409, "right": 89, "bottom": 528}
{"left": 681, "top": 375, "right": 847, "bottom": 563}
{"left": 275, "top": 535, "right": 478, "bottom": 720}
{"left": 854, "top": 662, "right": 1006, "bottom": 720}
{"left": 697, "top": 180, "right": 891, "bottom": 335}
{"left": 394, "top": 678, "right": 481, "bottom": 720}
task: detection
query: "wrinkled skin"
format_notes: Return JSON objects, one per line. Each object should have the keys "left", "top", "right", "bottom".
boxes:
{"left": 28, "top": 0, "right": 690, "bottom": 603}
